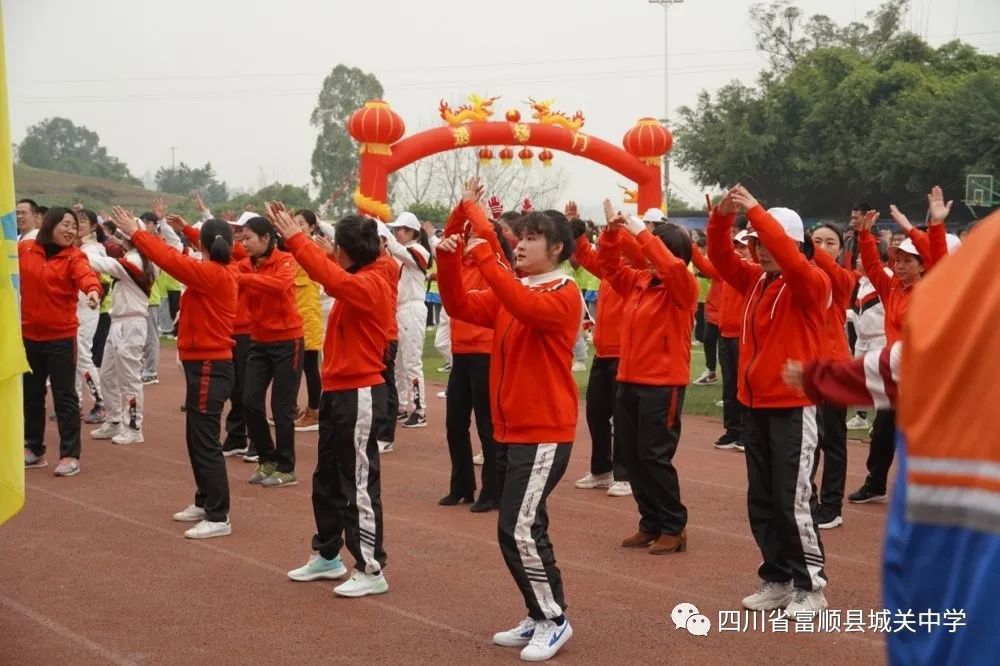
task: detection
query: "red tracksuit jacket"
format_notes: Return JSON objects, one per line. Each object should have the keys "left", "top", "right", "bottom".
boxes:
{"left": 438, "top": 240, "right": 582, "bottom": 444}
{"left": 19, "top": 240, "right": 102, "bottom": 341}
{"left": 234, "top": 248, "right": 304, "bottom": 342}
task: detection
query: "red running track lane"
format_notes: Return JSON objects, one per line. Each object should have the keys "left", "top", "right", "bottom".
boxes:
{"left": 0, "top": 353, "right": 889, "bottom": 665}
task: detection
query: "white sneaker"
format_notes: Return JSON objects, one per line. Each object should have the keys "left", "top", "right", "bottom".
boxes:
{"left": 607, "top": 481, "right": 633, "bottom": 497}
{"left": 287, "top": 554, "right": 349, "bottom": 581}
{"left": 473, "top": 452, "right": 484, "bottom": 466}
{"left": 742, "top": 580, "right": 794, "bottom": 610}
{"left": 333, "top": 570, "right": 389, "bottom": 597}
{"left": 112, "top": 428, "right": 144, "bottom": 445}
{"left": 493, "top": 616, "right": 537, "bottom": 647}
{"left": 184, "top": 519, "right": 231, "bottom": 539}
{"left": 91, "top": 422, "right": 122, "bottom": 440}
{"left": 574, "top": 472, "right": 613, "bottom": 489}
{"left": 571, "top": 361, "right": 587, "bottom": 372}
{"left": 436, "top": 390, "right": 447, "bottom": 399}
{"left": 173, "top": 504, "right": 206, "bottom": 522}
{"left": 783, "top": 588, "right": 828, "bottom": 619}
{"left": 378, "top": 441, "right": 394, "bottom": 454}
{"left": 715, "top": 399, "right": 724, "bottom": 407}
{"left": 846, "top": 415, "right": 868, "bottom": 430}
{"left": 693, "top": 369, "right": 717, "bottom": 385}
{"left": 520, "top": 618, "right": 572, "bottom": 662}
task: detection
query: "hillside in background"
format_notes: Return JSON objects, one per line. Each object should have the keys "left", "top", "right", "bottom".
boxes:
{"left": 13, "top": 164, "right": 186, "bottom": 213}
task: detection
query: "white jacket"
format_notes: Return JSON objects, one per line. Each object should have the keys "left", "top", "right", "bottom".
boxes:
{"left": 88, "top": 250, "right": 150, "bottom": 320}
{"left": 384, "top": 236, "right": 430, "bottom": 306}
{"left": 847, "top": 270, "right": 892, "bottom": 353}
{"left": 77, "top": 241, "right": 107, "bottom": 312}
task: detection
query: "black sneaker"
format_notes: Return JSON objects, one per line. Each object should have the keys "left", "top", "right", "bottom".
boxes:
{"left": 241, "top": 448, "right": 260, "bottom": 463}
{"left": 396, "top": 411, "right": 409, "bottom": 422}
{"left": 816, "top": 506, "right": 844, "bottom": 529}
{"left": 401, "top": 412, "right": 427, "bottom": 428}
{"left": 713, "top": 434, "right": 742, "bottom": 450}
{"left": 222, "top": 441, "right": 249, "bottom": 458}
{"left": 848, "top": 485, "right": 887, "bottom": 504}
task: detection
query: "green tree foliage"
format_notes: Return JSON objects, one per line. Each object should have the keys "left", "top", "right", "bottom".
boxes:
{"left": 18, "top": 117, "right": 141, "bottom": 186}
{"left": 310, "top": 65, "right": 384, "bottom": 218}
{"left": 214, "top": 183, "right": 314, "bottom": 216}
{"left": 155, "top": 162, "right": 228, "bottom": 203}
{"left": 405, "top": 201, "right": 450, "bottom": 225}
{"left": 675, "top": 1, "right": 1000, "bottom": 217}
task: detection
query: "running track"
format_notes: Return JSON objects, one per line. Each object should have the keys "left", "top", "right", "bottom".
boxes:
{"left": 0, "top": 356, "right": 889, "bottom": 664}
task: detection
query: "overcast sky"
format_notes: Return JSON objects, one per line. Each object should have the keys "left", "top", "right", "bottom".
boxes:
{"left": 4, "top": 0, "right": 999, "bottom": 214}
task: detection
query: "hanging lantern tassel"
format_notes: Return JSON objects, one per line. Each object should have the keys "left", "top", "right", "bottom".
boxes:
{"left": 518, "top": 147, "right": 534, "bottom": 167}
{"left": 499, "top": 146, "right": 514, "bottom": 166}
{"left": 478, "top": 147, "right": 494, "bottom": 166}
{"left": 539, "top": 149, "right": 554, "bottom": 167}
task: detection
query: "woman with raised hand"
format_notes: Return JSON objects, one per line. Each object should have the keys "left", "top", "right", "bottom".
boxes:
{"left": 111, "top": 206, "right": 237, "bottom": 539}
{"left": 234, "top": 216, "right": 304, "bottom": 489}
{"left": 268, "top": 202, "right": 394, "bottom": 599}
{"left": 21, "top": 207, "right": 103, "bottom": 476}
{"left": 73, "top": 208, "right": 109, "bottom": 425}
{"left": 437, "top": 202, "right": 581, "bottom": 662}
{"left": 289, "top": 209, "right": 325, "bottom": 432}
{"left": 707, "top": 185, "right": 832, "bottom": 619}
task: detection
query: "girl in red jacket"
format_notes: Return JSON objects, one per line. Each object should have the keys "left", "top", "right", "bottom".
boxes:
{"left": 597, "top": 201, "right": 699, "bottom": 555}
{"left": 268, "top": 204, "right": 394, "bottom": 599}
{"left": 235, "top": 217, "right": 305, "bottom": 489}
{"left": 809, "top": 223, "right": 855, "bottom": 530}
{"left": 114, "top": 208, "right": 238, "bottom": 539}
{"left": 21, "top": 208, "right": 103, "bottom": 476}
{"left": 707, "top": 185, "right": 832, "bottom": 619}
{"left": 438, "top": 200, "right": 580, "bottom": 662}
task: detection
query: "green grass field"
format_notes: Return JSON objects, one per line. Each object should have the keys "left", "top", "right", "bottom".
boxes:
{"left": 422, "top": 328, "right": 723, "bottom": 418}
{"left": 14, "top": 164, "right": 186, "bottom": 212}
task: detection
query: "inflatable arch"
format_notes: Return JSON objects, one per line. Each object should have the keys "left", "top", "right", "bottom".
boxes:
{"left": 346, "top": 95, "right": 673, "bottom": 221}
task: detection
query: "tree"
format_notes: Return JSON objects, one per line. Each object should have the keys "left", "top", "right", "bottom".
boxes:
{"left": 18, "top": 117, "right": 141, "bottom": 185}
{"left": 675, "top": 3, "right": 1000, "bottom": 217}
{"left": 217, "top": 182, "right": 314, "bottom": 215}
{"left": 310, "top": 65, "right": 384, "bottom": 218}
{"left": 155, "top": 162, "right": 228, "bottom": 203}
{"left": 405, "top": 202, "right": 451, "bottom": 226}
{"left": 394, "top": 149, "right": 566, "bottom": 215}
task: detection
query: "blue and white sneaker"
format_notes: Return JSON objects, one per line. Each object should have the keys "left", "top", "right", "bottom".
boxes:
{"left": 520, "top": 617, "right": 572, "bottom": 662}
{"left": 493, "top": 617, "right": 537, "bottom": 648}
{"left": 287, "top": 554, "right": 349, "bottom": 582}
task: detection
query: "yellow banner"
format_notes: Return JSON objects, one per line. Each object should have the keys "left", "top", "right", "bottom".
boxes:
{"left": 0, "top": 4, "right": 29, "bottom": 526}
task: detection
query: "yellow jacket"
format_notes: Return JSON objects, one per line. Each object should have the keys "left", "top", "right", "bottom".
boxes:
{"left": 294, "top": 263, "right": 323, "bottom": 351}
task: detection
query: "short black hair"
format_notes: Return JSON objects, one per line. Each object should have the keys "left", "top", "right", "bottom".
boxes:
{"left": 852, "top": 202, "right": 873, "bottom": 212}
{"left": 17, "top": 198, "right": 39, "bottom": 213}
{"left": 511, "top": 210, "right": 575, "bottom": 263}
{"left": 37, "top": 205, "right": 49, "bottom": 216}
{"left": 812, "top": 222, "right": 845, "bottom": 250}
{"left": 334, "top": 215, "right": 380, "bottom": 267}
{"left": 652, "top": 223, "right": 693, "bottom": 265}
{"left": 139, "top": 212, "right": 158, "bottom": 224}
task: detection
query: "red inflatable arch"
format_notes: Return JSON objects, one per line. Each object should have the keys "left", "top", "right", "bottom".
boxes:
{"left": 346, "top": 96, "right": 672, "bottom": 220}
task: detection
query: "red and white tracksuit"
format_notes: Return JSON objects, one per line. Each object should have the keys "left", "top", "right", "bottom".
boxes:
{"left": 386, "top": 236, "right": 430, "bottom": 416}
{"left": 76, "top": 240, "right": 107, "bottom": 408}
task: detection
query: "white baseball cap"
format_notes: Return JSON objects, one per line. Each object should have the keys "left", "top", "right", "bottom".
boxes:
{"left": 231, "top": 211, "right": 256, "bottom": 227}
{"left": 946, "top": 233, "right": 961, "bottom": 255}
{"left": 746, "top": 207, "right": 805, "bottom": 243}
{"left": 734, "top": 230, "right": 750, "bottom": 246}
{"left": 388, "top": 211, "right": 420, "bottom": 232}
{"left": 376, "top": 220, "right": 392, "bottom": 241}
{"left": 642, "top": 208, "right": 665, "bottom": 224}
{"left": 897, "top": 238, "right": 920, "bottom": 257}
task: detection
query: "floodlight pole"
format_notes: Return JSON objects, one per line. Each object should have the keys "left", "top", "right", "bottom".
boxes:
{"left": 649, "top": 0, "right": 684, "bottom": 210}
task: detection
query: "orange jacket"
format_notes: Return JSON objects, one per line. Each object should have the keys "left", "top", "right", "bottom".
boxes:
{"left": 691, "top": 245, "right": 724, "bottom": 325}
{"left": 812, "top": 247, "right": 855, "bottom": 361}
{"left": 183, "top": 224, "right": 252, "bottom": 335}
{"left": 234, "top": 248, "right": 303, "bottom": 343}
{"left": 694, "top": 246, "right": 749, "bottom": 339}
{"left": 572, "top": 234, "right": 624, "bottom": 358}
{"left": 707, "top": 206, "right": 831, "bottom": 408}
{"left": 860, "top": 228, "right": 913, "bottom": 346}
{"left": 19, "top": 241, "right": 102, "bottom": 341}
{"left": 373, "top": 251, "right": 400, "bottom": 340}
{"left": 286, "top": 234, "right": 392, "bottom": 391}
{"left": 131, "top": 230, "right": 236, "bottom": 361}
{"left": 599, "top": 228, "right": 698, "bottom": 386}
{"left": 438, "top": 240, "right": 581, "bottom": 444}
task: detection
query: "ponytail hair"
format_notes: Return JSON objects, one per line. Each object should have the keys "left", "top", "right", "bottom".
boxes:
{"left": 334, "top": 215, "right": 380, "bottom": 268}
{"left": 417, "top": 227, "right": 434, "bottom": 269}
{"left": 200, "top": 219, "right": 234, "bottom": 264}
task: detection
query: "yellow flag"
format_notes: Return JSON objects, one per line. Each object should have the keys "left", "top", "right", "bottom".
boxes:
{"left": 0, "top": 5, "right": 29, "bottom": 526}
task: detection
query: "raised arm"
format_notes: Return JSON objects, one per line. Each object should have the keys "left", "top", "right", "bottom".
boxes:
{"left": 284, "top": 234, "right": 381, "bottom": 309}
{"left": 237, "top": 252, "right": 296, "bottom": 295}
{"left": 690, "top": 243, "right": 720, "bottom": 280}
{"left": 596, "top": 227, "right": 641, "bottom": 295}
{"left": 88, "top": 253, "right": 134, "bottom": 281}
{"left": 572, "top": 233, "right": 606, "bottom": 278}
{"left": 811, "top": 243, "right": 856, "bottom": 299}
{"left": 435, "top": 239, "right": 498, "bottom": 329}
{"left": 130, "top": 229, "right": 220, "bottom": 291}
{"left": 634, "top": 229, "right": 697, "bottom": 306}
{"left": 469, "top": 241, "right": 581, "bottom": 332}
{"left": 706, "top": 208, "right": 761, "bottom": 293}
{"left": 858, "top": 227, "right": 892, "bottom": 303}
{"left": 742, "top": 203, "right": 827, "bottom": 303}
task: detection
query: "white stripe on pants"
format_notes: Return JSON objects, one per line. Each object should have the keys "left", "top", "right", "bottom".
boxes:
{"left": 794, "top": 405, "right": 827, "bottom": 590}
{"left": 434, "top": 308, "right": 452, "bottom": 366}
{"left": 101, "top": 317, "right": 147, "bottom": 430}
{"left": 394, "top": 301, "right": 427, "bottom": 414}
{"left": 515, "top": 443, "right": 563, "bottom": 619}
{"left": 353, "top": 387, "right": 380, "bottom": 574}
{"left": 75, "top": 306, "right": 102, "bottom": 406}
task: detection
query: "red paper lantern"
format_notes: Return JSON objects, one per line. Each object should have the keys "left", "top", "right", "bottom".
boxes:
{"left": 499, "top": 147, "right": 514, "bottom": 166}
{"left": 505, "top": 109, "right": 521, "bottom": 123}
{"left": 622, "top": 117, "right": 673, "bottom": 166}
{"left": 348, "top": 100, "right": 406, "bottom": 155}
{"left": 518, "top": 147, "right": 534, "bottom": 167}
{"left": 478, "top": 147, "right": 494, "bottom": 166}
{"left": 538, "top": 149, "right": 554, "bottom": 167}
